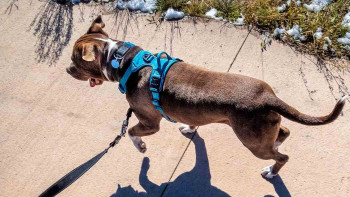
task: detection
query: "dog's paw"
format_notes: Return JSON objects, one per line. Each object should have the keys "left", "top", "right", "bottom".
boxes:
{"left": 179, "top": 124, "right": 196, "bottom": 134}
{"left": 129, "top": 135, "right": 147, "bottom": 153}
{"left": 139, "top": 141, "right": 147, "bottom": 153}
{"left": 261, "top": 165, "right": 277, "bottom": 179}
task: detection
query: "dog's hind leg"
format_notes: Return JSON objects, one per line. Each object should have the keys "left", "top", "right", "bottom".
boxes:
{"left": 248, "top": 146, "right": 289, "bottom": 179}
{"left": 229, "top": 110, "right": 290, "bottom": 179}
{"left": 179, "top": 124, "right": 197, "bottom": 134}
{"left": 261, "top": 151, "right": 289, "bottom": 179}
{"left": 128, "top": 121, "right": 161, "bottom": 153}
{"left": 275, "top": 126, "right": 290, "bottom": 150}
{"left": 261, "top": 126, "right": 290, "bottom": 178}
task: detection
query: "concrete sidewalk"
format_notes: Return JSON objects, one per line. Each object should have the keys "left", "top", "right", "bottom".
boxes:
{"left": 0, "top": 1, "right": 349, "bottom": 196}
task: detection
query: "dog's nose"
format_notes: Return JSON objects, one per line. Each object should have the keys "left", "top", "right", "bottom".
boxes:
{"left": 66, "top": 62, "right": 77, "bottom": 76}
{"left": 66, "top": 66, "right": 79, "bottom": 78}
{"left": 66, "top": 67, "right": 72, "bottom": 75}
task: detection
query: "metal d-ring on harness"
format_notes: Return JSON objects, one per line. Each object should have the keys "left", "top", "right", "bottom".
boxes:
{"left": 39, "top": 109, "right": 133, "bottom": 197}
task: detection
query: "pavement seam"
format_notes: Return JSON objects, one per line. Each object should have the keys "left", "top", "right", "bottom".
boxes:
{"left": 226, "top": 28, "right": 252, "bottom": 73}
{"left": 261, "top": 49, "right": 265, "bottom": 80}
{"left": 160, "top": 131, "right": 197, "bottom": 197}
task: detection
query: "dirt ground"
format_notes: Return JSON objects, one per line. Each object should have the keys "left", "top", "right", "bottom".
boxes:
{"left": 0, "top": 1, "right": 349, "bottom": 197}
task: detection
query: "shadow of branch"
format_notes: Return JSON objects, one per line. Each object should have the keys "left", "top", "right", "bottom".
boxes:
{"left": 4, "top": 0, "right": 19, "bottom": 15}
{"left": 112, "top": 9, "right": 140, "bottom": 41}
{"left": 28, "top": 1, "right": 73, "bottom": 66}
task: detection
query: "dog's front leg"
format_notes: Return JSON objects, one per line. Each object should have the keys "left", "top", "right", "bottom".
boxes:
{"left": 128, "top": 122, "right": 160, "bottom": 153}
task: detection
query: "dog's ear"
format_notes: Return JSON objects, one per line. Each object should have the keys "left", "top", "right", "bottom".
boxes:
{"left": 87, "top": 15, "right": 108, "bottom": 37}
{"left": 82, "top": 43, "right": 96, "bottom": 62}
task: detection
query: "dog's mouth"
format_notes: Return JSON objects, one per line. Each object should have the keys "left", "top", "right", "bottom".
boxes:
{"left": 89, "top": 78, "right": 103, "bottom": 87}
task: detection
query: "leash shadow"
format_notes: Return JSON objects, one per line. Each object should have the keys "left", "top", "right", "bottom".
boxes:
{"left": 263, "top": 175, "right": 292, "bottom": 197}
{"left": 110, "top": 132, "right": 230, "bottom": 197}
{"left": 28, "top": 1, "right": 73, "bottom": 66}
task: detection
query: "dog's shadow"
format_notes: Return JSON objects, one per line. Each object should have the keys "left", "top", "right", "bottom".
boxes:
{"left": 110, "top": 132, "right": 291, "bottom": 197}
{"left": 263, "top": 175, "right": 292, "bottom": 197}
{"left": 110, "top": 132, "right": 230, "bottom": 197}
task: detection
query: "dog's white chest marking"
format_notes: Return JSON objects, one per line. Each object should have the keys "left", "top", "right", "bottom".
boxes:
{"left": 95, "top": 38, "right": 118, "bottom": 62}
{"left": 102, "top": 67, "right": 110, "bottom": 81}
{"left": 95, "top": 38, "right": 118, "bottom": 81}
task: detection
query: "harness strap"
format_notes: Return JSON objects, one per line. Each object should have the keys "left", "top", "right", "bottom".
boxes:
{"left": 117, "top": 49, "right": 180, "bottom": 123}
{"left": 151, "top": 52, "right": 178, "bottom": 123}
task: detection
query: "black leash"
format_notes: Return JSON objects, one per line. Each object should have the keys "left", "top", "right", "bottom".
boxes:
{"left": 39, "top": 108, "right": 133, "bottom": 197}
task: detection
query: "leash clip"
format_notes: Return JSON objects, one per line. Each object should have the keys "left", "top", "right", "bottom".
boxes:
{"left": 120, "top": 120, "right": 128, "bottom": 136}
{"left": 109, "top": 108, "right": 133, "bottom": 147}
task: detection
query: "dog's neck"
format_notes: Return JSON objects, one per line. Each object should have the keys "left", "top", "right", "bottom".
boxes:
{"left": 99, "top": 39, "right": 142, "bottom": 82}
{"left": 113, "top": 44, "right": 142, "bottom": 81}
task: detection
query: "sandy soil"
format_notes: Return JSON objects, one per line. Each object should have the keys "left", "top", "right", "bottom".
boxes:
{"left": 0, "top": 1, "right": 349, "bottom": 197}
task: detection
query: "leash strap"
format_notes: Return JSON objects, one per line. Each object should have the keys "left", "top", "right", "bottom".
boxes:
{"left": 39, "top": 109, "right": 133, "bottom": 197}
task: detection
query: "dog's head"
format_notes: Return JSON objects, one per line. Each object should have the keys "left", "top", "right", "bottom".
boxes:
{"left": 67, "top": 16, "right": 117, "bottom": 87}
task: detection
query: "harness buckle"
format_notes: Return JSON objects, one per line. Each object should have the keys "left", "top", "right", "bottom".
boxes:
{"left": 150, "top": 74, "right": 161, "bottom": 92}
{"left": 153, "top": 100, "right": 160, "bottom": 106}
{"left": 143, "top": 53, "right": 154, "bottom": 63}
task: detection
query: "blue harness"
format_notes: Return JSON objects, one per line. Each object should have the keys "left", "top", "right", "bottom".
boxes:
{"left": 111, "top": 42, "right": 180, "bottom": 123}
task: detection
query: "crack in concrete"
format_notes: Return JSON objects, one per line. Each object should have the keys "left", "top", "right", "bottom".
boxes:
{"left": 303, "top": 55, "right": 350, "bottom": 103}
{"left": 160, "top": 131, "right": 197, "bottom": 197}
{"left": 299, "top": 56, "right": 316, "bottom": 101}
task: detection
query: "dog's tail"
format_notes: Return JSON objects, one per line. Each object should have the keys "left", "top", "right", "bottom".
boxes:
{"left": 268, "top": 95, "right": 348, "bottom": 125}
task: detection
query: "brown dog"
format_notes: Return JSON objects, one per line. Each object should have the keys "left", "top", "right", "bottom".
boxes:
{"left": 67, "top": 16, "right": 347, "bottom": 179}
